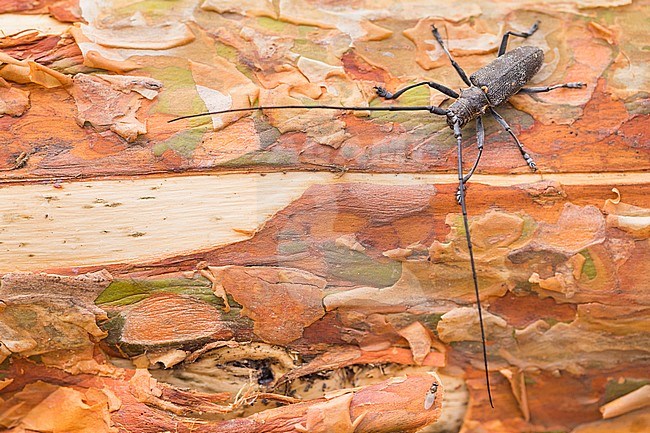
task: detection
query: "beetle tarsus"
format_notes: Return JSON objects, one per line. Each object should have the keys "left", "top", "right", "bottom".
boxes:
{"left": 525, "top": 155, "right": 538, "bottom": 171}
{"left": 498, "top": 21, "right": 541, "bottom": 56}
{"left": 456, "top": 184, "right": 464, "bottom": 205}
{"left": 489, "top": 108, "right": 538, "bottom": 171}
{"left": 519, "top": 82, "right": 586, "bottom": 94}
{"left": 374, "top": 86, "right": 394, "bottom": 99}
{"left": 375, "top": 81, "right": 460, "bottom": 101}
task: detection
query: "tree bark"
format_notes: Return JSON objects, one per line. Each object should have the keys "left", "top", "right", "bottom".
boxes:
{"left": 1, "top": 1, "right": 649, "bottom": 433}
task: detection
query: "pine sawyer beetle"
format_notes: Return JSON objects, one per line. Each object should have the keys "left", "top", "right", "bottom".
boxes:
{"left": 169, "top": 21, "right": 586, "bottom": 407}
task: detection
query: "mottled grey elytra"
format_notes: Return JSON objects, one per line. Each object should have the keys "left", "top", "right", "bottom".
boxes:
{"left": 446, "top": 46, "right": 544, "bottom": 128}
{"left": 473, "top": 46, "right": 545, "bottom": 105}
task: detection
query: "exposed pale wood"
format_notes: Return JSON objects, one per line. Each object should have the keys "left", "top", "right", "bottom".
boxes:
{"left": 0, "top": 14, "right": 69, "bottom": 35}
{"left": 1, "top": 172, "right": 646, "bottom": 272}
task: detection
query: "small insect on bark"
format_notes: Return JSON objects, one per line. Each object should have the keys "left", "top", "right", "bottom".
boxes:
{"left": 170, "top": 21, "right": 586, "bottom": 407}
{"left": 424, "top": 382, "right": 439, "bottom": 410}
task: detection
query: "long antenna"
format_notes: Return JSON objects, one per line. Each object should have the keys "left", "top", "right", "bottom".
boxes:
{"left": 454, "top": 121, "right": 494, "bottom": 408}
{"left": 170, "top": 102, "right": 494, "bottom": 405}
{"left": 168, "top": 104, "right": 448, "bottom": 123}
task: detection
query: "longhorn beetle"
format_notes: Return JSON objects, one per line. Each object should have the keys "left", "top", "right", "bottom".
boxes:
{"left": 170, "top": 21, "right": 586, "bottom": 407}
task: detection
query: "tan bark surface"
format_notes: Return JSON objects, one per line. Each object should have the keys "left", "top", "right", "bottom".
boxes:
{"left": 1, "top": 1, "right": 649, "bottom": 432}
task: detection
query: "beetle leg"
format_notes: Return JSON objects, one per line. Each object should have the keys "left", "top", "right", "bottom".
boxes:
{"left": 452, "top": 118, "right": 494, "bottom": 408}
{"left": 375, "top": 81, "right": 459, "bottom": 100}
{"left": 489, "top": 108, "right": 536, "bottom": 171}
{"left": 431, "top": 25, "right": 472, "bottom": 86}
{"left": 461, "top": 116, "right": 485, "bottom": 185}
{"left": 518, "top": 82, "right": 586, "bottom": 93}
{"left": 498, "top": 21, "right": 540, "bottom": 56}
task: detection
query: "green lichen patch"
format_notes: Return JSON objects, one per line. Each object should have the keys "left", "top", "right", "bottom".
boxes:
{"left": 145, "top": 66, "right": 206, "bottom": 121}
{"left": 321, "top": 242, "right": 402, "bottom": 287}
{"left": 217, "top": 149, "right": 297, "bottom": 168}
{"left": 95, "top": 278, "right": 214, "bottom": 307}
{"left": 603, "top": 377, "right": 649, "bottom": 403}
{"left": 579, "top": 250, "right": 597, "bottom": 280}
{"left": 153, "top": 128, "right": 208, "bottom": 158}
{"left": 256, "top": 17, "right": 288, "bottom": 33}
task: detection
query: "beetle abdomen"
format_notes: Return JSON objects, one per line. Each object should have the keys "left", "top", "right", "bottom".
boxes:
{"left": 470, "top": 46, "right": 543, "bottom": 106}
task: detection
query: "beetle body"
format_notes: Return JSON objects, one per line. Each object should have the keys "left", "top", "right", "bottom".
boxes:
{"left": 446, "top": 46, "right": 544, "bottom": 128}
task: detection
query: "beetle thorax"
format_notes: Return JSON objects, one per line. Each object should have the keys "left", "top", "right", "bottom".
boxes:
{"left": 446, "top": 86, "right": 490, "bottom": 129}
